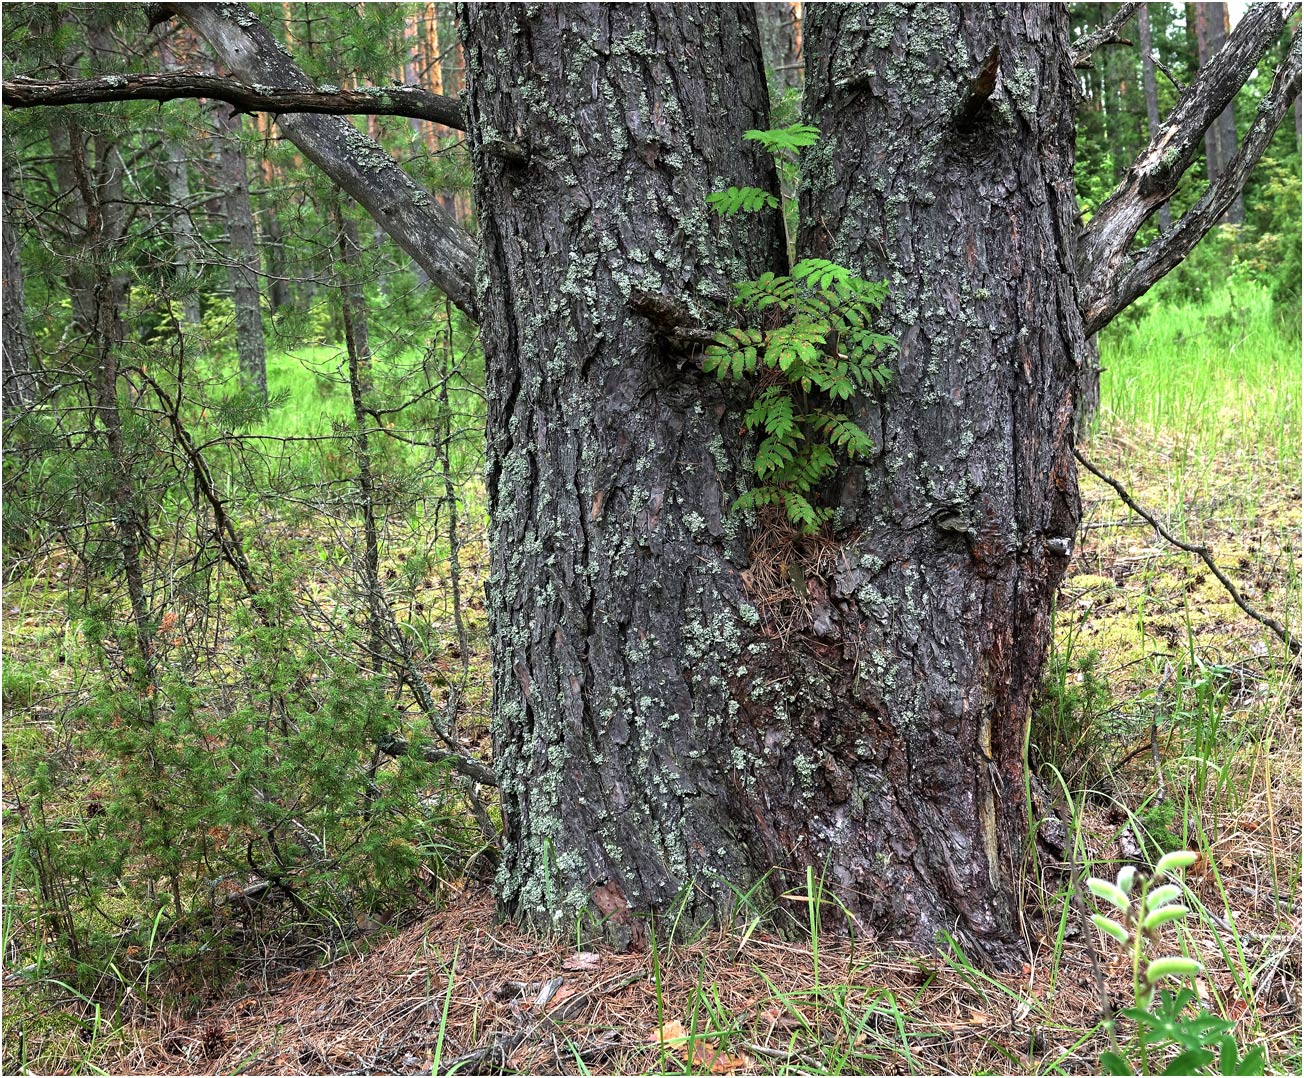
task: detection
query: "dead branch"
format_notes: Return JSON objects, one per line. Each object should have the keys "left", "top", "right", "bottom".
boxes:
{"left": 1088, "top": 22, "right": 1302, "bottom": 332}
{"left": 1078, "top": 2, "right": 1300, "bottom": 335}
{"left": 2, "top": 72, "right": 465, "bottom": 128}
{"left": 1070, "top": 2, "right": 1141, "bottom": 68}
{"left": 159, "top": 1, "right": 478, "bottom": 319}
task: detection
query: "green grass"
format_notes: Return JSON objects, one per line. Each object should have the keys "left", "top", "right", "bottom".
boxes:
{"left": 1098, "top": 283, "right": 1301, "bottom": 467}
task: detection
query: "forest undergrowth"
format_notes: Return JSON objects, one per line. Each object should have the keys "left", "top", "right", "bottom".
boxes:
{"left": 3, "top": 283, "right": 1300, "bottom": 1075}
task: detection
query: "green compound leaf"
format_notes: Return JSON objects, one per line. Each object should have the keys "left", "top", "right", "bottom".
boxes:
{"left": 706, "top": 185, "right": 780, "bottom": 217}
{"left": 743, "top": 123, "right": 822, "bottom": 154}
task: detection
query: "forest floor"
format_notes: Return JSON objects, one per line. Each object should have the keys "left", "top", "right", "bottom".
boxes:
{"left": 78, "top": 422, "right": 1298, "bottom": 1077}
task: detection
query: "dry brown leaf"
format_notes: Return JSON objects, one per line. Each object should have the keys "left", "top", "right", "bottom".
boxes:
{"left": 650, "top": 1020, "right": 688, "bottom": 1045}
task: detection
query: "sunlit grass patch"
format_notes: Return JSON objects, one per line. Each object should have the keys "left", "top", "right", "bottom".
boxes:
{"left": 1098, "top": 283, "right": 1301, "bottom": 470}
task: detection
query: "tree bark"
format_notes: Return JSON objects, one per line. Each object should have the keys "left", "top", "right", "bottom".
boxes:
{"left": 1196, "top": 2, "right": 1246, "bottom": 224}
{"left": 213, "top": 107, "right": 268, "bottom": 402}
{"left": 791, "top": 3, "right": 1084, "bottom": 963}
{"left": 464, "top": 2, "right": 788, "bottom": 949}
{"left": 1138, "top": 3, "right": 1173, "bottom": 231}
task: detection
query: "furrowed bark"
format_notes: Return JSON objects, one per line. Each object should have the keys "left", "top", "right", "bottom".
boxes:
{"left": 797, "top": 2, "right": 1085, "bottom": 964}
{"left": 2, "top": 71, "right": 466, "bottom": 128}
{"left": 164, "top": 2, "right": 478, "bottom": 318}
{"left": 1079, "top": 1, "right": 1298, "bottom": 335}
{"left": 1088, "top": 22, "right": 1302, "bottom": 333}
{"left": 2, "top": 155, "right": 39, "bottom": 412}
{"left": 465, "top": 2, "right": 787, "bottom": 948}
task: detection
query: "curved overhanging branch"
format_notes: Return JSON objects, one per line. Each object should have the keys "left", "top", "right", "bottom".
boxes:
{"left": 159, "top": 2, "right": 479, "bottom": 319}
{"left": 1077, "top": 1, "right": 1299, "bottom": 335}
{"left": 3, "top": 71, "right": 466, "bottom": 128}
{"left": 1086, "top": 23, "right": 1302, "bottom": 335}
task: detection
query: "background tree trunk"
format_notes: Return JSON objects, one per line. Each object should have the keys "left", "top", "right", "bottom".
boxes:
{"left": 464, "top": 2, "right": 788, "bottom": 949}
{"left": 1196, "top": 2, "right": 1245, "bottom": 224}
{"left": 2, "top": 155, "right": 39, "bottom": 412}
{"left": 212, "top": 107, "right": 268, "bottom": 403}
{"left": 158, "top": 36, "right": 203, "bottom": 326}
{"left": 756, "top": 3, "right": 802, "bottom": 93}
{"left": 1138, "top": 3, "right": 1173, "bottom": 231}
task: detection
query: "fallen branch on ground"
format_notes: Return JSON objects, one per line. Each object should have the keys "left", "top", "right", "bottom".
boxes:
{"left": 1073, "top": 446, "right": 1299, "bottom": 658}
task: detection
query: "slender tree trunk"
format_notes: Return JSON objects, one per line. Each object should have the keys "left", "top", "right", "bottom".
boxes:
{"left": 47, "top": 121, "right": 98, "bottom": 339}
{"left": 756, "top": 3, "right": 802, "bottom": 92}
{"left": 161, "top": 140, "right": 204, "bottom": 326}
{"left": 1138, "top": 3, "right": 1172, "bottom": 231}
{"left": 261, "top": 198, "right": 292, "bottom": 312}
{"left": 212, "top": 107, "right": 268, "bottom": 402}
{"left": 158, "top": 38, "right": 203, "bottom": 326}
{"left": 3, "top": 156, "right": 39, "bottom": 413}
{"left": 336, "top": 203, "right": 384, "bottom": 676}
{"left": 1196, "top": 2, "right": 1245, "bottom": 224}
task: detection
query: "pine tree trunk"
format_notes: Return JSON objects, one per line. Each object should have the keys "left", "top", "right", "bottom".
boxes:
{"left": 466, "top": 2, "right": 1083, "bottom": 966}
{"left": 756, "top": 3, "right": 802, "bottom": 92}
{"left": 213, "top": 108, "right": 268, "bottom": 402}
{"left": 158, "top": 37, "right": 203, "bottom": 326}
{"left": 2, "top": 156, "right": 39, "bottom": 412}
{"left": 1196, "top": 2, "right": 1245, "bottom": 224}
{"left": 464, "top": 2, "right": 788, "bottom": 950}
{"left": 1138, "top": 3, "right": 1173, "bottom": 232}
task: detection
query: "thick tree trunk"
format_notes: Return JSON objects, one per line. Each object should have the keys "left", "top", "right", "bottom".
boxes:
{"left": 1197, "top": 2, "right": 1245, "bottom": 224}
{"left": 791, "top": 3, "right": 1083, "bottom": 963}
{"left": 466, "top": 1, "right": 1082, "bottom": 965}
{"left": 464, "top": 2, "right": 789, "bottom": 949}
{"left": 212, "top": 107, "right": 268, "bottom": 402}
{"left": 1138, "top": 3, "right": 1173, "bottom": 232}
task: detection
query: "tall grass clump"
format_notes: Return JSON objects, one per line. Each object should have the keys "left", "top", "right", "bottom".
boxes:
{"left": 1099, "top": 278, "right": 1300, "bottom": 469}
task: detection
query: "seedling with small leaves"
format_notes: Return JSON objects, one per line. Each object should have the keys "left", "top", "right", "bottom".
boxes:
{"left": 705, "top": 127, "right": 894, "bottom": 534}
{"left": 1087, "top": 851, "right": 1265, "bottom": 1076}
